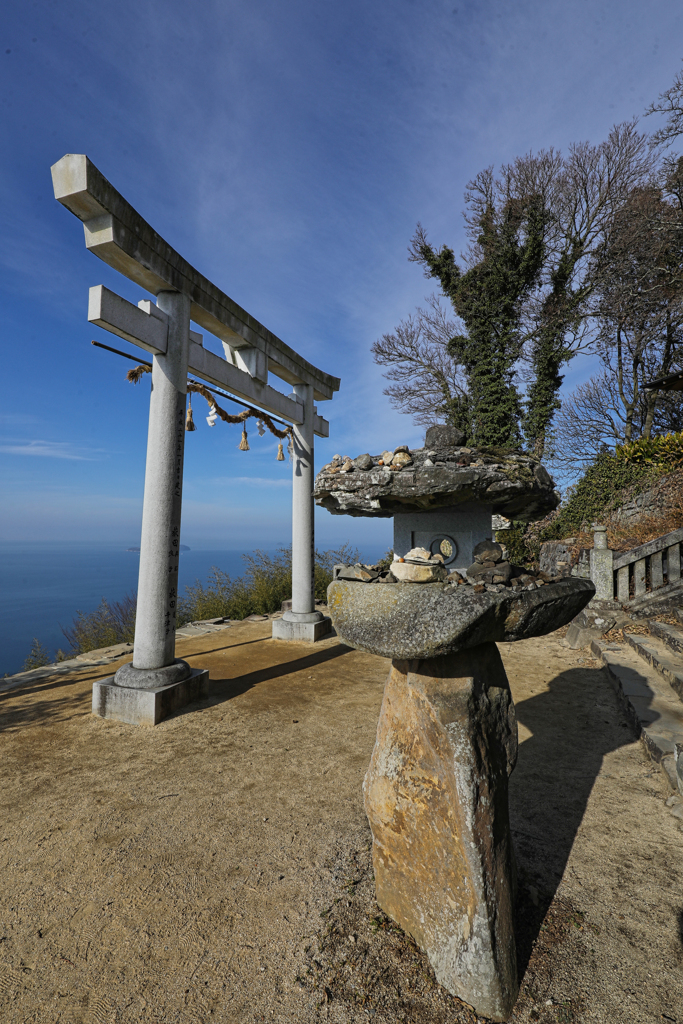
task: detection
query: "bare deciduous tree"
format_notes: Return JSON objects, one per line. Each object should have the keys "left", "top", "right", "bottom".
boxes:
{"left": 550, "top": 366, "right": 683, "bottom": 478}
{"left": 549, "top": 372, "right": 632, "bottom": 474}
{"left": 371, "top": 295, "right": 467, "bottom": 427}
{"left": 589, "top": 174, "right": 683, "bottom": 443}
{"left": 646, "top": 63, "right": 683, "bottom": 147}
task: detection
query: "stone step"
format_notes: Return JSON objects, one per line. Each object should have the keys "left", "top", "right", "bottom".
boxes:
{"left": 591, "top": 638, "right": 683, "bottom": 793}
{"left": 649, "top": 619, "right": 683, "bottom": 656}
{"left": 623, "top": 632, "right": 683, "bottom": 703}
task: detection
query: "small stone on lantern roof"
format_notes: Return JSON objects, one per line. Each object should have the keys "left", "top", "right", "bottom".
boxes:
{"left": 425, "top": 424, "right": 466, "bottom": 448}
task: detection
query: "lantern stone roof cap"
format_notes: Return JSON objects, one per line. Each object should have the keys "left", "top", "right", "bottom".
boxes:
{"left": 314, "top": 440, "right": 560, "bottom": 522}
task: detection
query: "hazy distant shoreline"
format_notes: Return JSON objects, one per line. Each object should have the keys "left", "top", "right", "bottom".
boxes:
{"left": 125, "top": 545, "right": 191, "bottom": 553}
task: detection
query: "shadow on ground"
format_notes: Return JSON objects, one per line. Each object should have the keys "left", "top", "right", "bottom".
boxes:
{"left": 509, "top": 662, "right": 648, "bottom": 981}
{"left": 0, "top": 670, "right": 102, "bottom": 732}
{"left": 204, "top": 643, "right": 353, "bottom": 704}
{"left": 303, "top": 655, "right": 667, "bottom": 1023}
{"left": 0, "top": 642, "right": 355, "bottom": 732}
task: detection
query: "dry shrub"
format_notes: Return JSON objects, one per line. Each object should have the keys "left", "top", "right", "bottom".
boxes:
{"left": 569, "top": 485, "right": 683, "bottom": 555}
{"left": 61, "top": 593, "right": 137, "bottom": 656}
{"left": 177, "top": 543, "right": 362, "bottom": 624}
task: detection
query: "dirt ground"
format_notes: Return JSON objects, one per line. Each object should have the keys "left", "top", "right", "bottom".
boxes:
{"left": 0, "top": 621, "right": 682, "bottom": 1024}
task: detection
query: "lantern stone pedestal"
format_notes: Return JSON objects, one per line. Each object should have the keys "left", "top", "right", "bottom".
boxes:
{"left": 365, "top": 645, "right": 518, "bottom": 1021}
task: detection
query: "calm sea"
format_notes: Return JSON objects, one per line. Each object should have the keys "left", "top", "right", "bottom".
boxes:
{"left": 0, "top": 545, "right": 262, "bottom": 677}
{"left": 0, "top": 542, "right": 382, "bottom": 677}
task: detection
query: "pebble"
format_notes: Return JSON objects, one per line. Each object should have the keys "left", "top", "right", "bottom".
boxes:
{"left": 337, "top": 564, "right": 379, "bottom": 582}
{"left": 404, "top": 547, "right": 432, "bottom": 562}
{"left": 665, "top": 794, "right": 682, "bottom": 807}
{"left": 671, "top": 804, "right": 683, "bottom": 820}
{"left": 391, "top": 451, "right": 413, "bottom": 468}
{"left": 392, "top": 561, "right": 447, "bottom": 583}
{"left": 423, "top": 458, "right": 434, "bottom": 467}
{"left": 354, "top": 453, "right": 374, "bottom": 471}
{"left": 473, "top": 540, "right": 504, "bottom": 564}
{"left": 380, "top": 450, "right": 394, "bottom": 464}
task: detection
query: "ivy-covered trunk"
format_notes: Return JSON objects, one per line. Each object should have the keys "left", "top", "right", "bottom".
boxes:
{"left": 412, "top": 200, "right": 546, "bottom": 448}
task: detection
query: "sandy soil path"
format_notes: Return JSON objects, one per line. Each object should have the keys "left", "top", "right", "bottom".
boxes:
{"left": 0, "top": 622, "right": 681, "bottom": 1024}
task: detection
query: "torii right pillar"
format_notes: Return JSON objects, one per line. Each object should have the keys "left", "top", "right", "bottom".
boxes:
{"left": 272, "top": 382, "right": 332, "bottom": 641}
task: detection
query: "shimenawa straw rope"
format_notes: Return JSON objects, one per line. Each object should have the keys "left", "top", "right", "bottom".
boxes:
{"left": 126, "top": 364, "right": 294, "bottom": 445}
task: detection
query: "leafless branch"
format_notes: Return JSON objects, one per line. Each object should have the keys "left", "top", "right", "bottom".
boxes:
{"left": 371, "top": 295, "right": 466, "bottom": 425}
{"left": 646, "top": 64, "right": 683, "bottom": 147}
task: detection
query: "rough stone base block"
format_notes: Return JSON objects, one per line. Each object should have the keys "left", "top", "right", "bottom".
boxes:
{"left": 363, "top": 644, "right": 519, "bottom": 1022}
{"left": 92, "top": 668, "right": 209, "bottom": 727}
{"left": 271, "top": 616, "right": 333, "bottom": 642}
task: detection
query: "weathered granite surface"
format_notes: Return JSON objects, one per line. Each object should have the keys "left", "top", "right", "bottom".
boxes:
{"left": 364, "top": 645, "right": 518, "bottom": 1020}
{"left": 314, "top": 446, "right": 560, "bottom": 522}
{"left": 327, "top": 577, "right": 595, "bottom": 659}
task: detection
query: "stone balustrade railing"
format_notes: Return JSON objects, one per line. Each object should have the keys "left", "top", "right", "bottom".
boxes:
{"left": 578, "top": 525, "right": 683, "bottom": 606}
{"left": 612, "top": 526, "right": 683, "bottom": 604}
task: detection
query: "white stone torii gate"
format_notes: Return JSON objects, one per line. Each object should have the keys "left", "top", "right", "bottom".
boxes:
{"left": 51, "top": 154, "right": 340, "bottom": 726}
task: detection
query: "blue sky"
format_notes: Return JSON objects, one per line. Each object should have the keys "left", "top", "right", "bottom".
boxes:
{"left": 1, "top": 0, "right": 682, "bottom": 553}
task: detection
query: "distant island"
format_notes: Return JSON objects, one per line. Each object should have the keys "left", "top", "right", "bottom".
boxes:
{"left": 126, "top": 545, "right": 191, "bottom": 552}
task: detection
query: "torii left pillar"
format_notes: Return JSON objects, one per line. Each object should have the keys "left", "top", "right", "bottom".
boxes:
{"left": 92, "top": 291, "right": 209, "bottom": 725}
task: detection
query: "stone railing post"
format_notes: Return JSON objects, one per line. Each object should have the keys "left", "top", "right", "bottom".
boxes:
{"left": 589, "top": 524, "right": 614, "bottom": 602}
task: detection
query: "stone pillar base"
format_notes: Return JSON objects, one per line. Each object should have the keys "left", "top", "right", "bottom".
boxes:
{"left": 271, "top": 616, "right": 333, "bottom": 642}
{"left": 363, "top": 644, "right": 519, "bottom": 1022}
{"left": 92, "top": 668, "right": 209, "bottom": 727}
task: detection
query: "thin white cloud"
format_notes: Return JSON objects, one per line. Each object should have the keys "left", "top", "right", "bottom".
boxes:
{"left": 0, "top": 440, "right": 104, "bottom": 461}
{"left": 0, "top": 413, "right": 39, "bottom": 428}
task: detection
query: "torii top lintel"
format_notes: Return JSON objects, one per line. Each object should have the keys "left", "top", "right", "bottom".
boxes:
{"left": 51, "top": 154, "right": 340, "bottom": 404}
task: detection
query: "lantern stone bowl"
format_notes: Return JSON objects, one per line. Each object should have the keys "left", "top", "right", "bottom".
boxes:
{"left": 313, "top": 426, "right": 595, "bottom": 1022}
{"left": 327, "top": 574, "right": 594, "bottom": 661}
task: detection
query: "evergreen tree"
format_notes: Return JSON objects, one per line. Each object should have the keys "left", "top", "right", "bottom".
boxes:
{"left": 410, "top": 197, "right": 546, "bottom": 447}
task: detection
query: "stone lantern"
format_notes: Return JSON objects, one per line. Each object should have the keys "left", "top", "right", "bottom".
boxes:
{"left": 313, "top": 426, "right": 594, "bottom": 1021}
{"left": 316, "top": 424, "right": 560, "bottom": 572}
